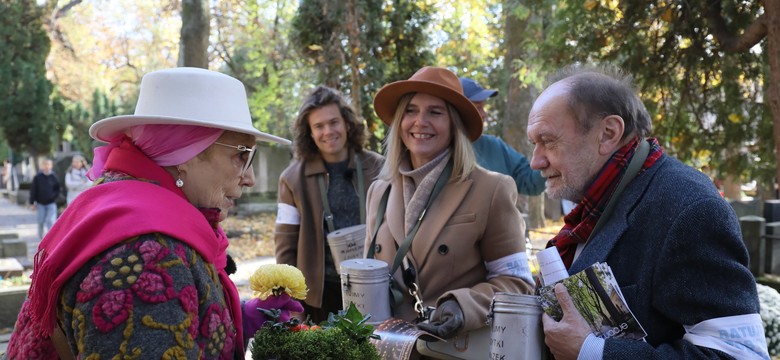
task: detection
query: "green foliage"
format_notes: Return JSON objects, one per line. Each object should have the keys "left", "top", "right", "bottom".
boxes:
{"left": 213, "top": 0, "right": 312, "bottom": 141}
{"left": 433, "top": 0, "right": 502, "bottom": 77}
{"left": 381, "top": 0, "right": 435, "bottom": 82}
{"left": 290, "top": 0, "right": 347, "bottom": 86}
{"left": 0, "top": 1, "right": 55, "bottom": 156}
{"left": 537, "top": 0, "right": 771, "bottom": 187}
{"left": 252, "top": 327, "right": 379, "bottom": 360}
{"left": 323, "top": 302, "right": 381, "bottom": 343}
{"left": 289, "top": 0, "right": 434, "bottom": 150}
{"left": 251, "top": 303, "right": 380, "bottom": 360}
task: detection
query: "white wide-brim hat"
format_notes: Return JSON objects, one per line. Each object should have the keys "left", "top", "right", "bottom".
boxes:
{"left": 89, "top": 67, "right": 291, "bottom": 145}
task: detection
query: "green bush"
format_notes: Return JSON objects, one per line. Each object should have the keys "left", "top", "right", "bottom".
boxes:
{"left": 251, "top": 326, "right": 379, "bottom": 360}
{"left": 250, "top": 303, "right": 380, "bottom": 360}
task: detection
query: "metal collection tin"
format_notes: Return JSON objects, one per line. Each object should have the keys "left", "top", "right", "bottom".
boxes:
{"left": 340, "top": 258, "right": 392, "bottom": 324}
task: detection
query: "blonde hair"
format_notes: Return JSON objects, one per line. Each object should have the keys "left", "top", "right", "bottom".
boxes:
{"left": 378, "top": 93, "right": 476, "bottom": 183}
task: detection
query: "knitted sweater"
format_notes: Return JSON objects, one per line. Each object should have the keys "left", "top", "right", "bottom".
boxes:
{"left": 60, "top": 226, "right": 236, "bottom": 358}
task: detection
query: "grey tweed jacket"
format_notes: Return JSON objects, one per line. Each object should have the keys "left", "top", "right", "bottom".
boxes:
{"left": 571, "top": 153, "right": 759, "bottom": 359}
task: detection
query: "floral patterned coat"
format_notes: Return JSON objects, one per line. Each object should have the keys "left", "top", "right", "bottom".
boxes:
{"left": 6, "top": 170, "right": 242, "bottom": 359}
{"left": 58, "top": 230, "right": 238, "bottom": 359}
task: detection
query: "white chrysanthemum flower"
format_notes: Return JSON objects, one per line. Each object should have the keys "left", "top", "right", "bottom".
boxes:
{"left": 757, "top": 284, "right": 780, "bottom": 356}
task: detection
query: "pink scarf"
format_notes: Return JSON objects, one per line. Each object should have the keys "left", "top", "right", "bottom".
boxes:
{"left": 88, "top": 124, "right": 223, "bottom": 180}
{"left": 19, "top": 139, "right": 243, "bottom": 353}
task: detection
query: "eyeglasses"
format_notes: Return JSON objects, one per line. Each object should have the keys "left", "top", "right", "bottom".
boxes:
{"left": 213, "top": 141, "right": 257, "bottom": 176}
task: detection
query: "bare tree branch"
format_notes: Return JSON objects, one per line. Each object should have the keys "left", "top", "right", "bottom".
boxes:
{"left": 52, "top": 0, "right": 82, "bottom": 21}
{"left": 705, "top": 0, "right": 767, "bottom": 53}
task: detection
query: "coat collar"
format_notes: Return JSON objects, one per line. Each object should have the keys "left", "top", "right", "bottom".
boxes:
{"left": 385, "top": 173, "right": 473, "bottom": 267}
{"left": 569, "top": 154, "right": 667, "bottom": 274}
{"left": 303, "top": 149, "right": 361, "bottom": 177}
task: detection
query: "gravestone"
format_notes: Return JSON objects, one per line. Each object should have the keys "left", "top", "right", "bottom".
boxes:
{"left": 1, "top": 238, "right": 27, "bottom": 258}
{"left": 729, "top": 198, "right": 762, "bottom": 218}
{"left": 14, "top": 189, "right": 29, "bottom": 206}
{"left": 764, "top": 199, "right": 780, "bottom": 222}
{"left": 0, "top": 233, "right": 18, "bottom": 258}
{"left": 765, "top": 222, "right": 780, "bottom": 275}
{"left": 0, "top": 285, "right": 28, "bottom": 328}
{"left": 0, "top": 257, "right": 23, "bottom": 278}
{"left": 740, "top": 216, "right": 765, "bottom": 277}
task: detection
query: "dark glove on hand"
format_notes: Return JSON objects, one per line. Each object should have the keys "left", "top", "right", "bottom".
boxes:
{"left": 417, "top": 299, "right": 464, "bottom": 339}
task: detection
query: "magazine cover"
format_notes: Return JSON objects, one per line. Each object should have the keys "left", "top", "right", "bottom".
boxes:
{"left": 538, "top": 262, "right": 647, "bottom": 340}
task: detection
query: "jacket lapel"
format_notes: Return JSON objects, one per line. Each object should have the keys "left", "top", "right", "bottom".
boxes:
{"left": 410, "top": 178, "right": 473, "bottom": 266}
{"left": 303, "top": 155, "right": 327, "bottom": 177}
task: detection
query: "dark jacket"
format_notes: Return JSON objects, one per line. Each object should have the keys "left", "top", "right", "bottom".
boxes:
{"left": 30, "top": 172, "right": 61, "bottom": 205}
{"left": 570, "top": 153, "right": 760, "bottom": 358}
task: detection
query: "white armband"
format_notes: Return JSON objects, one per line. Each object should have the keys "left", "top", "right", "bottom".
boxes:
{"left": 683, "top": 314, "right": 770, "bottom": 360}
{"left": 485, "top": 252, "right": 534, "bottom": 286}
{"left": 275, "top": 203, "right": 300, "bottom": 225}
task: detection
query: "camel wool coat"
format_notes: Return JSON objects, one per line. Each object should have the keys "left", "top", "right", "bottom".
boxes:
{"left": 365, "top": 166, "right": 535, "bottom": 332}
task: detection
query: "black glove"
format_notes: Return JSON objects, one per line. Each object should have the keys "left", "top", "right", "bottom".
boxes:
{"left": 417, "top": 299, "right": 464, "bottom": 339}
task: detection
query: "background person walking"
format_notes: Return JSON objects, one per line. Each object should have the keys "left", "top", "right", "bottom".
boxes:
{"left": 29, "top": 158, "right": 60, "bottom": 238}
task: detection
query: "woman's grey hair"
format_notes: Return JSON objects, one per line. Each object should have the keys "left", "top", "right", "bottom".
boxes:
{"left": 547, "top": 64, "right": 652, "bottom": 140}
{"left": 378, "top": 93, "right": 476, "bottom": 182}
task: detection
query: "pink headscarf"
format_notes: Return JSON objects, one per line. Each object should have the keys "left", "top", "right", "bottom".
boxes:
{"left": 88, "top": 124, "right": 223, "bottom": 180}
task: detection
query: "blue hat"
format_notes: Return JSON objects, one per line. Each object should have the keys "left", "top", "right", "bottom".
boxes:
{"left": 459, "top": 77, "right": 498, "bottom": 102}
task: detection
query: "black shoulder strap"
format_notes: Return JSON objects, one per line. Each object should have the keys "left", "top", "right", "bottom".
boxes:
{"left": 390, "top": 160, "right": 452, "bottom": 275}
{"left": 587, "top": 138, "right": 650, "bottom": 242}
{"left": 365, "top": 159, "right": 453, "bottom": 276}
{"left": 355, "top": 154, "right": 365, "bottom": 224}
{"left": 366, "top": 185, "right": 390, "bottom": 259}
{"left": 317, "top": 174, "right": 336, "bottom": 234}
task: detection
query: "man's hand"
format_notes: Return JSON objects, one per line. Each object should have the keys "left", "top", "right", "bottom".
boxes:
{"left": 417, "top": 299, "right": 465, "bottom": 339}
{"left": 542, "top": 283, "right": 592, "bottom": 360}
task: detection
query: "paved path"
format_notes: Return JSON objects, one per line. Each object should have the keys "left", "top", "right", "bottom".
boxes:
{"left": 0, "top": 194, "right": 37, "bottom": 355}
{"left": 0, "top": 194, "right": 40, "bottom": 262}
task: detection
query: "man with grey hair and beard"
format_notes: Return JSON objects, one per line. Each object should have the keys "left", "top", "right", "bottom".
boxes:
{"left": 528, "top": 64, "right": 768, "bottom": 359}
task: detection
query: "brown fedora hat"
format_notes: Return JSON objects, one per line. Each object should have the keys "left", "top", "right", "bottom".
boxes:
{"left": 373, "top": 66, "right": 483, "bottom": 141}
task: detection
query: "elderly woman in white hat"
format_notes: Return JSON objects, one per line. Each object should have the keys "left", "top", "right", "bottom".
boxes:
{"left": 366, "top": 66, "right": 535, "bottom": 339}
{"left": 7, "top": 67, "right": 288, "bottom": 359}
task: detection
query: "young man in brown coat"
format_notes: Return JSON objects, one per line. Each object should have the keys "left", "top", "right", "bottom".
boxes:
{"left": 275, "top": 86, "right": 383, "bottom": 322}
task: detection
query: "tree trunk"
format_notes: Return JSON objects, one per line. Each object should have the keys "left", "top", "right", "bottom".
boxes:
{"left": 345, "top": 0, "right": 362, "bottom": 112}
{"left": 723, "top": 174, "right": 742, "bottom": 200}
{"left": 503, "top": 0, "right": 545, "bottom": 229}
{"left": 179, "top": 0, "right": 210, "bottom": 69}
{"left": 765, "top": 0, "right": 780, "bottom": 195}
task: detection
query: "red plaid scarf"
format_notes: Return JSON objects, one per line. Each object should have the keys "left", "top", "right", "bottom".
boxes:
{"left": 548, "top": 137, "right": 663, "bottom": 268}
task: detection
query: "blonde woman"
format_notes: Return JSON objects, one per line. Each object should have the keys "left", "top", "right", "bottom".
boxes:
{"left": 366, "top": 67, "right": 534, "bottom": 339}
{"left": 64, "top": 154, "right": 92, "bottom": 205}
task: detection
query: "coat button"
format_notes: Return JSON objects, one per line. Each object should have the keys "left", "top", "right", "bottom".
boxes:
{"left": 375, "top": 244, "right": 382, "bottom": 253}
{"left": 438, "top": 245, "right": 448, "bottom": 255}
